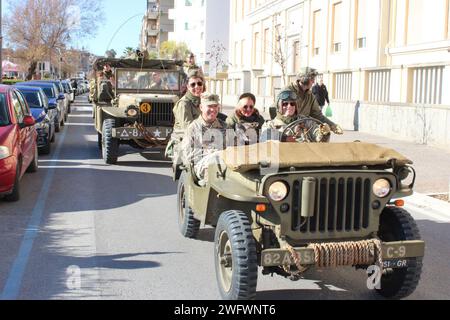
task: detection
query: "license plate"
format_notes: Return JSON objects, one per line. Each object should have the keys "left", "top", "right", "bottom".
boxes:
{"left": 113, "top": 127, "right": 173, "bottom": 140}
{"left": 383, "top": 259, "right": 410, "bottom": 269}
{"left": 261, "top": 249, "right": 315, "bottom": 267}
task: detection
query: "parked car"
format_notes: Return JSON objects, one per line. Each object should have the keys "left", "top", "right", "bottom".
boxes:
{"left": 20, "top": 82, "right": 65, "bottom": 131}
{"left": 62, "top": 80, "right": 75, "bottom": 104}
{"left": 29, "top": 80, "right": 69, "bottom": 117}
{"left": 15, "top": 86, "right": 57, "bottom": 155}
{"left": 0, "top": 85, "right": 38, "bottom": 202}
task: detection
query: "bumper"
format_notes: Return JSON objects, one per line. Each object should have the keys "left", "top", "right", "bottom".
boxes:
{"left": 261, "top": 240, "right": 425, "bottom": 268}
{"left": 0, "top": 156, "right": 17, "bottom": 194}
{"left": 112, "top": 127, "right": 173, "bottom": 140}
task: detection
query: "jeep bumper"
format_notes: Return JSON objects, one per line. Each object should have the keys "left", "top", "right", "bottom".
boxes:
{"left": 261, "top": 240, "right": 425, "bottom": 268}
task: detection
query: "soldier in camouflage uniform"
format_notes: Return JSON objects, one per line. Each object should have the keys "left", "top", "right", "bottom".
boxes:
{"left": 166, "top": 69, "right": 205, "bottom": 159}
{"left": 226, "top": 92, "right": 265, "bottom": 145}
{"left": 282, "top": 67, "right": 344, "bottom": 135}
{"left": 261, "top": 89, "right": 331, "bottom": 143}
{"left": 182, "top": 93, "right": 227, "bottom": 184}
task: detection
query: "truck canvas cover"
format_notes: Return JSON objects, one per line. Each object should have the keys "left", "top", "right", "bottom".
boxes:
{"left": 221, "top": 141, "right": 412, "bottom": 173}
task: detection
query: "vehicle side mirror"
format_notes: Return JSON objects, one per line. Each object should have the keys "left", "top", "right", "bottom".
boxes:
{"left": 48, "top": 104, "right": 57, "bottom": 110}
{"left": 20, "top": 115, "right": 35, "bottom": 128}
{"left": 58, "top": 93, "right": 65, "bottom": 100}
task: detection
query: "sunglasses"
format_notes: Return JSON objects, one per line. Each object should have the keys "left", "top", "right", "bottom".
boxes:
{"left": 242, "top": 105, "right": 254, "bottom": 110}
{"left": 282, "top": 102, "right": 297, "bottom": 107}
{"left": 189, "top": 81, "right": 203, "bottom": 88}
{"left": 279, "top": 91, "right": 298, "bottom": 101}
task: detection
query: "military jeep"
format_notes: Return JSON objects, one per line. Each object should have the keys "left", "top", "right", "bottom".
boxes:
{"left": 176, "top": 139, "right": 425, "bottom": 300}
{"left": 92, "top": 58, "right": 184, "bottom": 164}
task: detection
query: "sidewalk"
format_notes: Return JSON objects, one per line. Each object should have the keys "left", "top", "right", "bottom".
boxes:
{"left": 222, "top": 105, "right": 450, "bottom": 196}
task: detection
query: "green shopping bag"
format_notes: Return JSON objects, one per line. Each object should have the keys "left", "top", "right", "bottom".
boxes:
{"left": 325, "top": 104, "right": 333, "bottom": 117}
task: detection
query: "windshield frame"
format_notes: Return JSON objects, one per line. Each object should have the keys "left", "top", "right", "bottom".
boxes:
{"left": 115, "top": 68, "right": 181, "bottom": 95}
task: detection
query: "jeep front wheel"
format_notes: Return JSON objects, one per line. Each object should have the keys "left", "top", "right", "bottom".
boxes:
{"left": 102, "top": 119, "right": 119, "bottom": 164}
{"left": 177, "top": 172, "right": 200, "bottom": 238}
{"left": 214, "top": 210, "right": 258, "bottom": 300}
{"left": 376, "top": 206, "right": 423, "bottom": 299}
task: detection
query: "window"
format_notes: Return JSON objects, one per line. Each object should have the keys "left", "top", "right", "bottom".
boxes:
{"left": 334, "top": 72, "right": 352, "bottom": 100}
{"left": 332, "top": 2, "right": 343, "bottom": 53}
{"left": 368, "top": 70, "right": 391, "bottom": 103}
{"left": 355, "top": 0, "right": 368, "bottom": 49}
{"left": 15, "top": 91, "right": 30, "bottom": 116}
{"left": 263, "top": 28, "right": 270, "bottom": 64}
{"left": 312, "top": 10, "right": 321, "bottom": 56}
{"left": 257, "top": 77, "right": 266, "bottom": 96}
{"left": 185, "top": 0, "right": 192, "bottom": 6}
{"left": 11, "top": 92, "right": 25, "bottom": 123}
{"left": 407, "top": 0, "right": 447, "bottom": 44}
{"left": 184, "top": 22, "right": 189, "bottom": 30}
{"left": 253, "top": 31, "right": 260, "bottom": 66}
{"left": 241, "top": 39, "right": 245, "bottom": 66}
{"left": 412, "top": 66, "right": 444, "bottom": 105}
{"left": 0, "top": 94, "right": 10, "bottom": 126}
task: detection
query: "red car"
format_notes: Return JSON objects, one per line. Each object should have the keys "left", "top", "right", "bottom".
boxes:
{"left": 0, "top": 85, "right": 38, "bottom": 202}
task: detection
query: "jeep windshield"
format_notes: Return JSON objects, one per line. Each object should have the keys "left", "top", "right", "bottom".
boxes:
{"left": 116, "top": 70, "right": 180, "bottom": 91}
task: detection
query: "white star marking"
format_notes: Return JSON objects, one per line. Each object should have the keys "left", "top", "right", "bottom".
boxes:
{"left": 153, "top": 129, "right": 161, "bottom": 138}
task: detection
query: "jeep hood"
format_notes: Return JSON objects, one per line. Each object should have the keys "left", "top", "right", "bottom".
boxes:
{"left": 221, "top": 141, "right": 412, "bottom": 173}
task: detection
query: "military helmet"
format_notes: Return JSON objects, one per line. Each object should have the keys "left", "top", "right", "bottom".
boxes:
{"left": 296, "top": 67, "right": 319, "bottom": 83}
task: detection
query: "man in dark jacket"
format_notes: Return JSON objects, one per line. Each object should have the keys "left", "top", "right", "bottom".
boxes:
{"left": 312, "top": 79, "right": 330, "bottom": 110}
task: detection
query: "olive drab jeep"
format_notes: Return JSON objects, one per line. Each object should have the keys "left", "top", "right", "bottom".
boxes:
{"left": 175, "top": 124, "right": 425, "bottom": 300}
{"left": 92, "top": 58, "right": 184, "bottom": 164}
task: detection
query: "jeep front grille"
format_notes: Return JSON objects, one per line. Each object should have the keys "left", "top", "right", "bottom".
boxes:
{"left": 138, "top": 102, "right": 174, "bottom": 127}
{"left": 291, "top": 177, "right": 371, "bottom": 233}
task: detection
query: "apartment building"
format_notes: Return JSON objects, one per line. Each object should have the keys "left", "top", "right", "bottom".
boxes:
{"left": 169, "top": 0, "right": 230, "bottom": 76}
{"left": 140, "top": 0, "right": 175, "bottom": 53}
{"left": 208, "top": 0, "right": 450, "bottom": 148}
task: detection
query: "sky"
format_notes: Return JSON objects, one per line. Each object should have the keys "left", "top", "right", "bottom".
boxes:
{"left": 79, "top": 0, "right": 147, "bottom": 57}
{"left": 3, "top": 0, "right": 147, "bottom": 57}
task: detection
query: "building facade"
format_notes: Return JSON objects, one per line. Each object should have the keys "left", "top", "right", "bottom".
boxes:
{"left": 207, "top": 0, "right": 450, "bottom": 148}
{"left": 169, "top": 0, "right": 230, "bottom": 76}
{"left": 140, "top": 0, "right": 175, "bottom": 53}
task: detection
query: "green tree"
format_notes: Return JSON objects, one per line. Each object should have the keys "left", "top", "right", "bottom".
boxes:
{"left": 159, "top": 41, "right": 190, "bottom": 60}
{"left": 122, "top": 47, "right": 135, "bottom": 58}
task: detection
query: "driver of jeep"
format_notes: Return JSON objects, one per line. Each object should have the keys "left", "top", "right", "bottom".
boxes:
{"left": 182, "top": 93, "right": 227, "bottom": 186}
{"left": 260, "top": 89, "right": 331, "bottom": 143}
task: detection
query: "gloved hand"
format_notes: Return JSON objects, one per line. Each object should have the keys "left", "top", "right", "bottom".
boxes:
{"left": 319, "top": 124, "right": 331, "bottom": 136}
{"left": 331, "top": 124, "right": 344, "bottom": 135}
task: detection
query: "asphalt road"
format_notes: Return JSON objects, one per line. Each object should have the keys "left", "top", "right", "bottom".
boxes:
{"left": 0, "top": 95, "right": 449, "bottom": 300}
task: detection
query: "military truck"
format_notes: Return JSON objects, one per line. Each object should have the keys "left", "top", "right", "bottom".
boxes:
{"left": 91, "top": 58, "right": 184, "bottom": 164}
{"left": 176, "top": 118, "right": 424, "bottom": 300}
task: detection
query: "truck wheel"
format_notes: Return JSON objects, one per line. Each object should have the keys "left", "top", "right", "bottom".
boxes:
{"left": 102, "top": 119, "right": 119, "bottom": 164}
{"left": 177, "top": 172, "right": 200, "bottom": 238}
{"left": 375, "top": 207, "right": 423, "bottom": 299}
{"left": 214, "top": 210, "right": 258, "bottom": 300}
{"left": 39, "top": 141, "right": 51, "bottom": 155}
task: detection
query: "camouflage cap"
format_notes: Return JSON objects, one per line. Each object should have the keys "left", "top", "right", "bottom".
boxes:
{"left": 187, "top": 68, "right": 204, "bottom": 80}
{"left": 201, "top": 93, "right": 220, "bottom": 106}
{"left": 296, "top": 67, "right": 319, "bottom": 80}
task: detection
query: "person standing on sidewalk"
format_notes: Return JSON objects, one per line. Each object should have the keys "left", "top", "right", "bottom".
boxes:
{"left": 282, "top": 67, "right": 343, "bottom": 135}
{"left": 312, "top": 79, "right": 330, "bottom": 111}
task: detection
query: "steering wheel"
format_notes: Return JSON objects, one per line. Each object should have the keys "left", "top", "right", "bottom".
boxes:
{"left": 281, "top": 117, "right": 325, "bottom": 143}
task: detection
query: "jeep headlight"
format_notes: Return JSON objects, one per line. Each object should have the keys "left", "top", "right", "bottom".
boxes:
{"left": 0, "top": 146, "right": 11, "bottom": 160}
{"left": 373, "top": 179, "right": 391, "bottom": 198}
{"left": 268, "top": 181, "right": 289, "bottom": 202}
{"left": 126, "top": 105, "right": 139, "bottom": 117}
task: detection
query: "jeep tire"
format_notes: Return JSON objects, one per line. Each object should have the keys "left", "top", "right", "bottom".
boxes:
{"left": 102, "top": 119, "right": 119, "bottom": 165}
{"left": 177, "top": 172, "right": 200, "bottom": 238}
{"left": 376, "top": 206, "right": 423, "bottom": 299}
{"left": 214, "top": 210, "right": 258, "bottom": 300}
